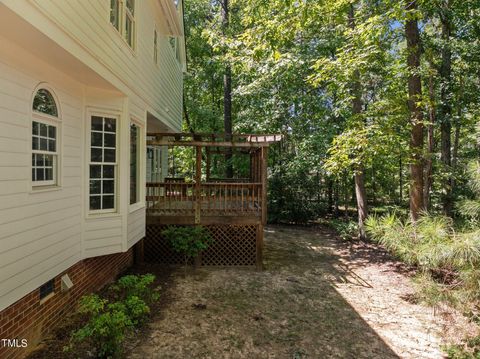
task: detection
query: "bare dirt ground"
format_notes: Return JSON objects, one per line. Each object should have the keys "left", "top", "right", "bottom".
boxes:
{"left": 126, "top": 225, "right": 476, "bottom": 359}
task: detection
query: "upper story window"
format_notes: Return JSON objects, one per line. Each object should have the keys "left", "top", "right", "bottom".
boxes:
{"left": 110, "top": 0, "right": 120, "bottom": 30}
{"left": 32, "top": 88, "right": 60, "bottom": 187}
{"left": 109, "top": 0, "right": 135, "bottom": 49}
{"left": 169, "top": 37, "right": 180, "bottom": 63}
{"left": 124, "top": 0, "right": 135, "bottom": 47}
{"left": 154, "top": 30, "right": 158, "bottom": 64}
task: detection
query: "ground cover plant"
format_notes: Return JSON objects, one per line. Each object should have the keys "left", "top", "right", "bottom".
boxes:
{"left": 366, "top": 153, "right": 480, "bottom": 357}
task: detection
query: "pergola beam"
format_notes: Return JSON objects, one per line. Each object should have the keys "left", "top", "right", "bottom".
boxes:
{"left": 147, "top": 132, "right": 283, "bottom": 149}
{"left": 147, "top": 140, "right": 272, "bottom": 148}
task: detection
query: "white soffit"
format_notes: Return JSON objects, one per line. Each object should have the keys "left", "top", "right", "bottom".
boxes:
{"left": 158, "top": 0, "right": 183, "bottom": 36}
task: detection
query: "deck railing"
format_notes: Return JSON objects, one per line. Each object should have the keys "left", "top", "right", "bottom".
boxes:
{"left": 146, "top": 181, "right": 263, "bottom": 217}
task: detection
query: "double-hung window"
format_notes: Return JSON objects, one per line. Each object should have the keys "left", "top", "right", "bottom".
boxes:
{"left": 169, "top": 37, "right": 181, "bottom": 63}
{"left": 89, "top": 116, "right": 117, "bottom": 212}
{"left": 124, "top": 0, "right": 135, "bottom": 47}
{"left": 32, "top": 88, "right": 59, "bottom": 187}
{"left": 110, "top": 0, "right": 135, "bottom": 49}
{"left": 110, "top": 0, "right": 120, "bottom": 30}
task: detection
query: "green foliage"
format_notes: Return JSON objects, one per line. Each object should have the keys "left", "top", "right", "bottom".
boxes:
{"left": 268, "top": 169, "right": 326, "bottom": 223}
{"left": 162, "top": 226, "right": 213, "bottom": 261}
{"left": 68, "top": 294, "right": 133, "bottom": 358}
{"left": 365, "top": 213, "right": 473, "bottom": 269}
{"left": 66, "top": 274, "right": 158, "bottom": 358}
{"left": 121, "top": 295, "right": 150, "bottom": 326}
{"left": 183, "top": 0, "right": 480, "bottom": 224}
{"left": 111, "top": 274, "right": 159, "bottom": 304}
{"left": 444, "top": 335, "right": 480, "bottom": 359}
{"left": 329, "top": 219, "right": 358, "bottom": 241}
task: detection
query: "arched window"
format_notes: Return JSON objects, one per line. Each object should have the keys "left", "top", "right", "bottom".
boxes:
{"left": 33, "top": 88, "right": 58, "bottom": 117}
{"left": 31, "top": 87, "right": 60, "bottom": 187}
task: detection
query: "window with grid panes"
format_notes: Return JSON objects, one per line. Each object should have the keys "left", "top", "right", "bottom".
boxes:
{"left": 32, "top": 88, "right": 59, "bottom": 186}
{"left": 89, "top": 116, "right": 117, "bottom": 211}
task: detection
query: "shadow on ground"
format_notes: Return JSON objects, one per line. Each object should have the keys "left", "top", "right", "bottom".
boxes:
{"left": 126, "top": 225, "right": 402, "bottom": 359}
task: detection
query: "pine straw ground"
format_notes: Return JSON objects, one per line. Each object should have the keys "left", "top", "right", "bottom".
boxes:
{"left": 126, "top": 225, "right": 477, "bottom": 359}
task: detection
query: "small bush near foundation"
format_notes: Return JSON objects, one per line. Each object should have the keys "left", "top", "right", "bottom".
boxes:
{"left": 162, "top": 226, "right": 213, "bottom": 267}
{"left": 65, "top": 273, "right": 158, "bottom": 358}
{"left": 111, "top": 273, "right": 160, "bottom": 305}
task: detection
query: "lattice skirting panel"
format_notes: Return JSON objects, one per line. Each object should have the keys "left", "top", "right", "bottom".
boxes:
{"left": 144, "top": 224, "right": 259, "bottom": 266}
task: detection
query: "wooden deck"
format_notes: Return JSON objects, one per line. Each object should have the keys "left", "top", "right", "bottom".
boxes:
{"left": 142, "top": 132, "right": 282, "bottom": 267}
{"left": 146, "top": 181, "right": 264, "bottom": 225}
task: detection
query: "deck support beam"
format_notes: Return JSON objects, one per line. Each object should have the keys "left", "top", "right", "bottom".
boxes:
{"left": 195, "top": 145, "right": 202, "bottom": 224}
{"left": 261, "top": 147, "right": 268, "bottom": 225}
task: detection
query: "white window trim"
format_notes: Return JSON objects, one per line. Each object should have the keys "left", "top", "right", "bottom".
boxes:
{"left": 86, "top": 111, "right": 120, "bottom": 216}
{"left": 30, "top": 85, "right": 62, "bottom": 192}
{"left": 109, "top": 0, "right": 136, "bottom": 52}
{"left": 129, "top": 118, "right": 145, "bottom": 212}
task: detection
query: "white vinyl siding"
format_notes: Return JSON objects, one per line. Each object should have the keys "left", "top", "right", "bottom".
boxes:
{"left": 25, "top": 0, "right": 183, "bottom": 130}
{"left": 0, "top": 49, "right": 83, "bottom": 312}
{"left": 0, "top": 0, "right": 183, "bottom": 313}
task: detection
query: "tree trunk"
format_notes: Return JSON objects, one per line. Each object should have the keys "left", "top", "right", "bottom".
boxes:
{"left": 424, "top": 69, "right": 436, "bottom": 209}
{"left": 355, "top": 171, "right": 368, "bottom": 239}
{"left": 222, "top": 0, "right": 233, "bottom": 178}
{"left": 399, "top": 156, "right": 403, "bottom": 205}
{"left": 327, "top": 177, "right": 334, "bottom": 214}
{"left": 183, "top": 95, "right": 195, "bottom": 133}
{"left": 334, "top": 180, "right": 340, "bottom": 218}
{"left": 452, "top": 77, "right": 463, "bottom": 169}
{"left": 405, "top": 0, "right": 424, "bottom": 221}
{"left": 439, "top": 5, "right": 453, "bottom": 216}
{"left": 349, "top": 4, "right": 368, "bottom": 239}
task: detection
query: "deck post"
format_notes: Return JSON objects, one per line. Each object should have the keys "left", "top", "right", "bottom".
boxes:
{"left": 195, "top": 145, "right": 202, "bottom": 224}
{"left": 261, "top": 147, "right": 268, "bottom": 225}
{"left": 206, "top": 147, "right": 211, "bottom": 182}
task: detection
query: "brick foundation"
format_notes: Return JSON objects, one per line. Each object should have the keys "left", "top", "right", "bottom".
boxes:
{"left": 0, "top": 249, "right": 134, "bottom": 359}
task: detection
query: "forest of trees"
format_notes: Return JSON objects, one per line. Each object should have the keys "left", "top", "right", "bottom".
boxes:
{"left": 182, "top": 0, "right": 479, "bottom": 230}
{"left": 180, "top": 2, "right": 480, "bottom": 348}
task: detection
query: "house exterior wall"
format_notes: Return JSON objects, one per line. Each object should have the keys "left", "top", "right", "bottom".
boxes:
{"left": 0, "top": 249, "right": 133, "bottom": 359}
{"left": 0, "top": 0, "right": 184, "bottom": 346}
{"left": 0, "top": 38, "right": 85, "bottom": 316}
{"left": 1, "top": 0, "right": 184, "bottom": 130}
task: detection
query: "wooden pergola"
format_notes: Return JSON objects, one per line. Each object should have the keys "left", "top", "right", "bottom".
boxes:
{"left": 143, "top": 132, "right": 282, "bottom": 268}
{"left": 145, "top": 132, "right": 282, "bottom": 225}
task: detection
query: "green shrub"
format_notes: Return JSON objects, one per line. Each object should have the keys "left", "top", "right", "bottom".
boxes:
{"left": 329, "top": 219, "right": 358, "bottom": 240}
{"left": 111, "top": 273, "right": 159, "bottom": 304}
{"left": 162, "top": 226, "right": 213, "bottom": 267}
{"left": 67, "top": 274, "right": 159, "bottom": 358}
{"left": 68, "top": 294, "right": 133, "bottom": 358}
